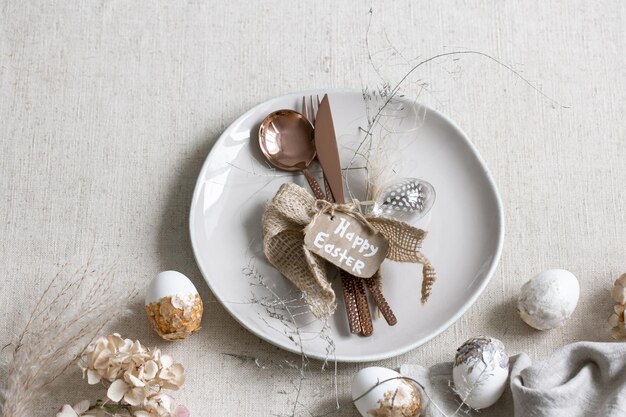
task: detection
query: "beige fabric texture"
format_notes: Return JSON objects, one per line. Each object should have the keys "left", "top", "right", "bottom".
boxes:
{"left": 0, "top": 1, "right": 625, "bottom": 416}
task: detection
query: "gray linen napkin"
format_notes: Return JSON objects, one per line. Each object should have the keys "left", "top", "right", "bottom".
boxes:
{"left": 400, "top": 341, "right": 626, "bottom": 417}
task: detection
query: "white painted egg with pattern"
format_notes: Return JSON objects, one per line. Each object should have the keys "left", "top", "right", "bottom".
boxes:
{"left": 517, "top": 269, "right": 579, "bottom": 330}
{"left": 351, "top": 366, "right": 422, "bottom": 417}
{"left": 452, "top": 336, "right": 509, "bottom": 410}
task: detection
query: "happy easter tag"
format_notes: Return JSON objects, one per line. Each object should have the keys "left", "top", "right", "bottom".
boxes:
{"left": 304, "top": 211, "right": 389, "bottom": 278}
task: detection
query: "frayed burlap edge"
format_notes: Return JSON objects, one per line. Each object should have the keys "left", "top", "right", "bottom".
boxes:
{"left": 262, "top": 183, "right": 436, "bottom": 318}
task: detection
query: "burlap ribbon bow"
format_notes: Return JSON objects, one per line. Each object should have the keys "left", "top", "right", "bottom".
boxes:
{"left": 262, "top": 183, "right": 436, "bottom": 319}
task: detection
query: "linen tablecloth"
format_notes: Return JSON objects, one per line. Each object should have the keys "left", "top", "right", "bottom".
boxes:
{"left": 1, "top": 1, "right": 624, "bottom": 415}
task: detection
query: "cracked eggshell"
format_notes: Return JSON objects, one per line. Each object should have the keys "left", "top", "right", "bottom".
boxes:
{"left": 145, "top": 271, "right": 203, "bottom": 341}
{"left": 452, "top": 336, "right": 509, "bottom": 410}
{"left": 352, "top": 367, "right": 422, "bottom": 417}
{"left": 518, "top": 269, "right": 579, "bottom": 330}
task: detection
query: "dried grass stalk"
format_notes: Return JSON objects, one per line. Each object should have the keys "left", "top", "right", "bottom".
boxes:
{"left": 0, "top": 259, "right": 136, "bottom": 417}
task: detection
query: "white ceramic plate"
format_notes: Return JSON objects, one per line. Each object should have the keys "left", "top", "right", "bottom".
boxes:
{"left": 190, "top": 89, "right": 504, "bottom": 362}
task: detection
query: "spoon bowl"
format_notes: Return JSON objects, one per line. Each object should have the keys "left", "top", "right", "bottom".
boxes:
{"left": 258, "top": 110, "right": 316, "bottom": 171}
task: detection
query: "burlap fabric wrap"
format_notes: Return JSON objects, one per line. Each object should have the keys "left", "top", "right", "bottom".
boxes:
{"left": 262, "top": 183, "right": 436, "bottom": 318}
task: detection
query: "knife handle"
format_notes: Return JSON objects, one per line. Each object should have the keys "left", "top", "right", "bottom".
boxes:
{"left": 302, "top": 169, "right": 325, "bottom": 200}
{"left": 323, "top": 177, "right": 334, "bottom": 202}
{"left": 364, "top": 278, "right": 397, "bottom": 326}
{"left": 325, "top": 177, "right": 366, "bottom": 334}
{"left": 353, "top": 277, "right": 373, "bottom": 336}
{"left": 340, "top": 271, "right": 362, "bottom": 334}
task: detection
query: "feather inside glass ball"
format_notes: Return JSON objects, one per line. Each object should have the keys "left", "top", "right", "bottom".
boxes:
{"left": 373, "top": 178, "right": 435, "bottom": 222}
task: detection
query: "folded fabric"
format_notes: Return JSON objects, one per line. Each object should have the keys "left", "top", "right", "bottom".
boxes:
{"left": 400, "top": 341, "right": 626, "bottom": 417}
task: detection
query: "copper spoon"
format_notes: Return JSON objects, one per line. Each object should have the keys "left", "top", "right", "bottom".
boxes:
{"left": 258, "top": 110, "right": 324, "bottom": 199}
{"left": 259, "top": 107, "right": 362, "bottom": 334}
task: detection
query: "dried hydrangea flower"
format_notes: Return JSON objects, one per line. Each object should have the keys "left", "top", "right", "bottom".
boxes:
{"left": 608, "top": 274, "right": 626, "bottom": 340}
{"left": 80, "top": 334, "right": 150, "bottom": 384}
{"left": 156, "top": 353, "right": 185, "bottom": 390}
{"left": 107, "top": 376, "right": 148, "bottom": 406}
{"left": 145, "top": 393, "right": 178, "bottom": 417}
{"left": 56, "top": 401, "right": 90, "bottom": 417}
{"left": 78, "top": 334, "right": 187, "bottom": 415}
{"left": 611, "top": 273, "right": 626, "bottom": 305}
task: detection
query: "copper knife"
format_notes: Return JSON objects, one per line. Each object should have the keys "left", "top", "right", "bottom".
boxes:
{"left": 314, "top": 94, "right": 397, "bottom": 333}
{"left": 314, "top": 94, "right": 345, "bottom": 205}
{"left": 314, "top": 94, "right": 374, "bottom": 336}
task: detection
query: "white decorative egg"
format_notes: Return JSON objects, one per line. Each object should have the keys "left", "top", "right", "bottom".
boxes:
{"left": 452, "top": 336, "right": 509, "bottom": 410}
{"left": 518, "top": 269, "right": 579, "bottom": 330}
{"left": 352, "top": 367, "right": 422, "bottom": 417}
{"left": 145, "top": 271, "right": 203, "bottom": 341}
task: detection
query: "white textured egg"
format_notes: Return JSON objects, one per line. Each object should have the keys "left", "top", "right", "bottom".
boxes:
{"left": 352, "top": 367, "right": 422, "bottom": 417}
{"left": 145, "top": 271, "right": 203, "bottom": 341}
{"left": 518, "top": 269, "right": 579, "bottom": 330}
{"left": 452, "top": 336, "right": 509, "bottom": 410}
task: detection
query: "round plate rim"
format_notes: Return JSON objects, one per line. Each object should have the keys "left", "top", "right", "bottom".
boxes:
{"left": 189, "top": 88, "right": 505, "bottom": 363}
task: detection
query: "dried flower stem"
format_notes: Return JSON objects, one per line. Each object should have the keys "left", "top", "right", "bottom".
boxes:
{"left": 349, "top": 8, "right": 569, "bottom": 202}
{"left": 240, "top": 263, "right": 339, "bottom": 417}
